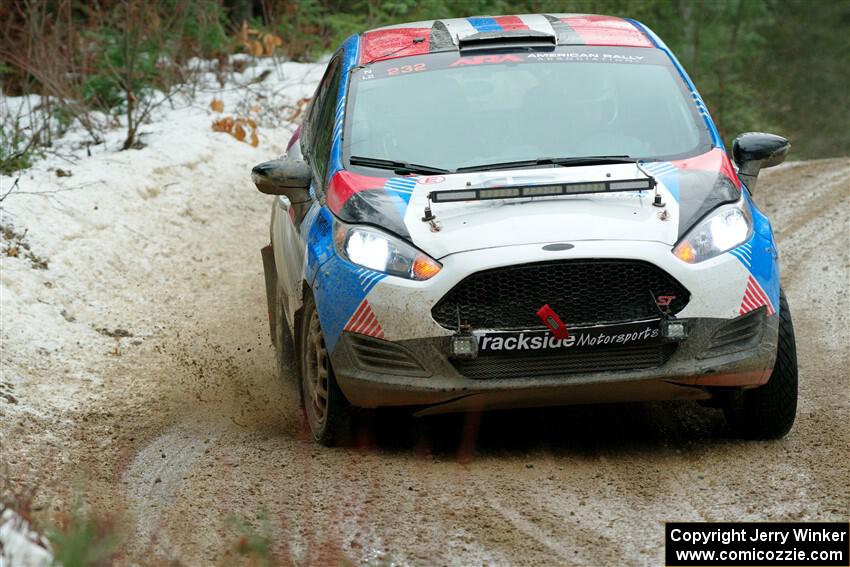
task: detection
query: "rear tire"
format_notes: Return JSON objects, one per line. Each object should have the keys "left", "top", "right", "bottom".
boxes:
{"left": 724, "top": 288, "right": 798, "bottom": 439}
{"left": 297, "top": 293, "right": 352, "bottom": 446}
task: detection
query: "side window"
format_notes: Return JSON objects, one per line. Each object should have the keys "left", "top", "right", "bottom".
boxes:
{"left": 303, "top": 55, "right": 342, "bottom": 187}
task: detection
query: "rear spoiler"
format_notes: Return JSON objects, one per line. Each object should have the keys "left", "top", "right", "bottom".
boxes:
{"left": 458, "top": 29, "right": 556, "bottom": 51}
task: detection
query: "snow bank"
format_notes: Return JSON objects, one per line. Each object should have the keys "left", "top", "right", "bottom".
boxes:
{"left": 0, "top": 509, "right": 53, "bottom": 567}
{"left": 0, "top": 58, "right": 325, "bottom": 421}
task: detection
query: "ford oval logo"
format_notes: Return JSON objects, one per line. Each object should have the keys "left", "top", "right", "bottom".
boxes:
{"left": 542, "top": 243, "right": 575, "bottom": 251}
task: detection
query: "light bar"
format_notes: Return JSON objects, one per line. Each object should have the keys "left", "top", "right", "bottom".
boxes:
{"left": 429, "top": 177, "right": 655, "bottom": 203}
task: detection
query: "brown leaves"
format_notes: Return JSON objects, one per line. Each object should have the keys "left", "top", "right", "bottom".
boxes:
{"left": 212, "top": 116, "right": 259, "bottom": 147}
{"left": 209, "top": 98, "right": 224, "bottom": 113}
{"left": 236, "top": 21, "right": 283, "bottom": 57}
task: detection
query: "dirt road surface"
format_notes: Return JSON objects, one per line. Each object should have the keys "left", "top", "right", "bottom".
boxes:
{"left": 2, "top": 157, "right": 848, "bottom": 565}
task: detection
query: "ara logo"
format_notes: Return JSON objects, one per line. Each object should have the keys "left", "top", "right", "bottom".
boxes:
{"left": 449, "top": 54, "right": 523, "bottom": 67}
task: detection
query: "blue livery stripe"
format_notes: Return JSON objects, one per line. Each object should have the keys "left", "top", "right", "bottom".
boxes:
{"left": 730, "top": 246, "right": 753, "bottom": 268}
{"left": 644, "top": 163, "right": 676, "bottom": 174}
{"left": 356, "top": 268, "right": 386, "bottom": 294}
{"left": 327, "top": 34, "right": 361, "bottom": 183}
{"left": 385, "top": 178, "right": 417, "bottom": 193}
{"left": 640, "top": 161, "right": 679, "bottom": 202}
{"left": 467, "top": 17, "right": 502, "bottom": 33}
{"left": 384, "top": 177, "right": 417, "bottom": 217}
{"left": 742, "top": 192, "right": 780, "bottom": 310}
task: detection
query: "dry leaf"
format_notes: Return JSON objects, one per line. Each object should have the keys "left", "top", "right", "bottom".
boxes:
{"left": 212, "top": 116, "right": 259, "bottom": 147}
{"left": 262, "top": 33, "right": 283, "bottom": 55}
{"left": 249, "top": 40, "right": 263, "bottom": 57}
{"left": 209, "top": 99, "right": 224, "bottom": 113}
{"left": 212, "top": 117, "right": 233, "bottom": 132}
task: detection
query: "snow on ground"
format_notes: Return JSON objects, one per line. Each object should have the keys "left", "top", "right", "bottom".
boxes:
{"left": 0, "top": 56, "right": 324, "bottom": 448}
{"left": 0, "top": 509, "right": 53, "bottom": 566}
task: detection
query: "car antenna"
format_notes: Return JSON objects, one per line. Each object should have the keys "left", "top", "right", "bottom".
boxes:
{"left": 363, "top": 36, "right": 426, "bottom": 66}
{"left": 636, "top": 161, "right": 664, "bottom": 207}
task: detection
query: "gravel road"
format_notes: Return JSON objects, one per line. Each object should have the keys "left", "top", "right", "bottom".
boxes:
{"left": 2, "top": 157, "right": 848, "bottom": 566}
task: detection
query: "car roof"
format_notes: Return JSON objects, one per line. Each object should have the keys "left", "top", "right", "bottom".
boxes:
{"left": 357, "top": 14, "right": 656, "bottom": 64}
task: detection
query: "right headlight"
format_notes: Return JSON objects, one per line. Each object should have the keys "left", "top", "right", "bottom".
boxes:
{"left": 673, "top": 198, "right": 753, "bottom": 263}
{"left": 333, "top": 222, "right": 442, "bottom": 281}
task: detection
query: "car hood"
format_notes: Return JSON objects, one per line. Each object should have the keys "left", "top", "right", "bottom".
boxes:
{"left": 327, "top": 148, "right": 741, "bottom": 259}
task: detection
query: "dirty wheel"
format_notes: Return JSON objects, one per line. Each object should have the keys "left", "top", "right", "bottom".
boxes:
{"left": 299, "top": 294, "right": 351, "bottom": 446}
{"left": 724, "top": 288, "right": 798, "bottom": 439}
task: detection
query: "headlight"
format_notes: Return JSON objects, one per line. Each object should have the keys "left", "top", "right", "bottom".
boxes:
{"left": 334, "top": 222, "right": 442, "bottom": 280}
{"left": 673, "top": 199, "right": 753, "bottom": 263}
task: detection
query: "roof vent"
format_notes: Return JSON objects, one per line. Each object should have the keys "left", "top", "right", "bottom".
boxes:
{"left": 458, "top": 29, "right": 556, "bottom": 51}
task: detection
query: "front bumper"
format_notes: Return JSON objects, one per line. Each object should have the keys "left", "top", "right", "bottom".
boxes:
{"left": 331, "top": 311, "right": 778, "bottom": 416}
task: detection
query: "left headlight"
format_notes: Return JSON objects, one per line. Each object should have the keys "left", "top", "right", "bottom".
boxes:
{"left": 673, "top": 198, "right": 753, "bottom": 263}
{"left": 334, "top": 222, "right": 442, "bottom": 281}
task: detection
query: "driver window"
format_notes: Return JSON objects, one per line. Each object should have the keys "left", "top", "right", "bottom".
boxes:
{"left": 307, "top": 57, "right": 342, "bottom": 186}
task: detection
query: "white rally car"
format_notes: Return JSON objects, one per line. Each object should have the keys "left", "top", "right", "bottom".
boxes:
{"left": 254, "top": 14, "right": 797, "bottom": 445}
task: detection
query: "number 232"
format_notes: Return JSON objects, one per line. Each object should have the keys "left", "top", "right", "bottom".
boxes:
{"left": 387, "top": 63, "right": 426, "bottom": 76}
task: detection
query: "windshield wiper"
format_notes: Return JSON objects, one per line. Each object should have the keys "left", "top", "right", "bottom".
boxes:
{"left": 349, "top": 155, "right": 449, "bottom": 175}
{"left": 456, "top": 155, "right": 643, "bottom": 173}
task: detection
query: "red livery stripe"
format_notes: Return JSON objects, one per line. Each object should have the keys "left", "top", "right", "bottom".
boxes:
{"left": 359, "top": 28, "right": 431, "bottom": 65}
{"left": 345, "top": 299, "right": 385, "bottom": 338}
{"left": 670, "top": 148, "right": 742, "bottom": 188}
{"left": 739, "top": 275, "right": 775, "bottom": 315}
{"left": 560, "top": 15, "right": 652, "bottom": 48}
{"left": 492, "top": 15, "right": 529, "bottom": 30}
{"left": 326, "top": 170, "right": 384, "bottom": 214}
{"left": 346, "top": 302, "right": 366, "bottom": 330}
{"left": 356, "top": 314, "right": 376, "bottom": 334}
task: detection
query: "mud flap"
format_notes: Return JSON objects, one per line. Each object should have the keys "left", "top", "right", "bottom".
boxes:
{"left": 261, "top": 244, "right": 277, "bottom": 346}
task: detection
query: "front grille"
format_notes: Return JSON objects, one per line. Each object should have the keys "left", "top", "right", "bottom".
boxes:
{"left": 432, "top": 260, "right": 689, "bottom": 330}
{"left": 454, "top": 343, "right": 677, "bottom": 380}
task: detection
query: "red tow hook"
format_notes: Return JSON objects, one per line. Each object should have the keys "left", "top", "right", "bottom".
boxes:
{"left": 536, "top": 304, "right": 569, "bottom": 340}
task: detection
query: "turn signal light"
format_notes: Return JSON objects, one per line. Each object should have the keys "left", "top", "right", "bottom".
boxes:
{"left": 412, "top": 256, "right": 441, "bottom": 280}
{"left": 674, "top": 242, "right": 697, "bottom": 263}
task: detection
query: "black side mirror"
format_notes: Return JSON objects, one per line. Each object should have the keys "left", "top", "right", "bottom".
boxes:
{"left": 252, "top": 159, "right": 313, "bottom": 203}
{"left": 732, "top": 132, "right": 790, "bottom": 191}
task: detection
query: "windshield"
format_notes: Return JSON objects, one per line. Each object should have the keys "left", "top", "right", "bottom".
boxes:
{"left": 343, "top": 46, "right": 712, "bottom": 172}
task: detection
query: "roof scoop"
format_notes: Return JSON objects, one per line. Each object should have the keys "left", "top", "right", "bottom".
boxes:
{"left": 458, "top": 29, "right": 556, "bottom": 51}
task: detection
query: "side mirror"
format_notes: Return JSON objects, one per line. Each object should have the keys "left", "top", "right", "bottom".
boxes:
{"left": 252, "top": 158, "right": 312, "bottom": 202}
{"left": 732, "top": 132, "right": 790, "bottom": 192}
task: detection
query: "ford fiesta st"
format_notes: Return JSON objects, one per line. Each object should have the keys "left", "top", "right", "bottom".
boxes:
{"left": 254, "top": 14, "right": 797, "bottom": 445}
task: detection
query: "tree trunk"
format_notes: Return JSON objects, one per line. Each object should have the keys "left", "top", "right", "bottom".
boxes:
{"left": 122, "top": 89, "right": 135, "bottom": 150}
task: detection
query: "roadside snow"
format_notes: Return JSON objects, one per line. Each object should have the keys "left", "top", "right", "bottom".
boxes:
{"left": 0, "top": 509, "right": 52, "bottom": 567}
{"left": 0, "top": 57, "right": 324, "bottom": 421}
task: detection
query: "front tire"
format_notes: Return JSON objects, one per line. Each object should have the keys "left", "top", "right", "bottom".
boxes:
{"left": 297, "top": 294, "right": 352, "bottom": 446}
{"left": 724, "top": 288, "right": 798, "bottom": 439}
